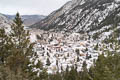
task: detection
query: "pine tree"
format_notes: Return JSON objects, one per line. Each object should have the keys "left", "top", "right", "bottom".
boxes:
{"left": 0, "top": 65, "right": 8, "bottom": 80}
{"left": 0, "top": 28, "right": 13, "bottom": 79}
{"left": 80, "top": 61, "right": 91, "bottom": 80}
{"left": 0, "top": 28, "right": 13, "bottom": 65}
{"left": 77, "top": 56, "right": 80, "bottom": 62}
{"left": 39, "top": 69, "right": 48, "bottom": 80}
{"left": 0, "top": 29, "right": 7, "bottom": 64}
{"left": 49, "top": 71, "right": 62, "bottom": 80}
{"left": 46, "top": 58, "right": 51, "bottom": 66}
{"left": 0, "top": 13, "right": 47, "bottom": 80}
{"left": 47, "top": 52, "right": 50, "bottom": 57}
{"left": 75, "top": 49, "right": 79, "bottom": 55}
{"left": 0, "top": 13, "right": 44, "bottom": 80}
{"left": 6, "top": 13, "right": 34, "bottom": 79}
{"left": 90, "top": 25, "right": 120, "bottom": 80}
{"left": 68, "top": 66, "right": 79, "bottom": 80}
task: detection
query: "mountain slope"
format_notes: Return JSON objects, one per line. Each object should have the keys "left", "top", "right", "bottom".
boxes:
{"left": 31, "top": 0, "right": 120, "bottom": 40}
{"left": 5, "top": 14, "right": 46, "bottom": 26}
{"left": 0, "top": 13, "right": 11, "bottom": 28}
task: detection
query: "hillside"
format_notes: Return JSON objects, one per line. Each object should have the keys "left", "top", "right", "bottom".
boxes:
{"left": 4, "top": 14, "right": 46, "bottom": 26}
{"left": 0, "top": 13, "right": 11, "bottom": 33}
{"left": 31, "top": 0, "right": 120, "bottom": 40}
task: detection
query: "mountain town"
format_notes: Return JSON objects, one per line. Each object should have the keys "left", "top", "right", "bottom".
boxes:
{"left": 30, "top": 29, "right": 98, "bottom": 73}
{"left": 0, "top": 0, "right": 120, "bottom": 80}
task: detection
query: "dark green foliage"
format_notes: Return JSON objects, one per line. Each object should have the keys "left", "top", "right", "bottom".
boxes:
{"left": 75, "top": 49, "right": 79, "bottom": 55}
{"left": 80, "top": 61, "right": 91, "bottom": 80}
{"left": 0, "top": 13, "right": 44, "bottom": 80}
{"left": 92, "top": 32, "right": 100, "bottom": 40}
{"left": 49, "top": 72, "right": 62, "bottom": 80}
{"left": 0, "top": 29, "right": 9, "bottom": 64}
{"left": 90, "top": 52, "right": 120, "bottom": 80}
{"left": 46, "top": 58, "right": 51, "bottom": 66}
{"left": 64, "top": 66, "right": 79, "bottom": 80}
{"left": 77, "top": 57, "right": 80, "bottom": 62}
{"left": 85, "top": 48, "right": 88, "bottom": 51}
{"left": 94, "top": 43, "right": 99, "bottom": 50}
{"left": 6, "top": 12, "right": 35, "bottom": 79}
{"left": 90, "top": 26, "right": 120, "bottom": 80}
{"left": 47, "top": 52, "right": 50, "bottom": 57}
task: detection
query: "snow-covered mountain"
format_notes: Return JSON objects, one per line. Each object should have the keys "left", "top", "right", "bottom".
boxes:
{"left": 31, "top": 0, "right": 120, "bottom": 40}
{"left": 4, "top": 14, "right": 46, "bottom": 26}
{"left": 29, "top": 0, "right": 120, "bottom": 73}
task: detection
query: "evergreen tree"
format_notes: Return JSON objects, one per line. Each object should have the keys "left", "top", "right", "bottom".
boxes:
{"left": 90, "top": 25, "right": 120, "bottom": 80}
{"left": 90, "top": 54, "right": 114, "bottom": 80}
{"left": 68, "top": 66, "right": 79, "bottom": 80}
{"left": 77, "top": 56, "right": 80, "bottom": 62}
{"left": 49, "top": 72, "right": 62, "bottom": 80}
{"left": 0, "top": 13, "right": 44, "bottom": 80}
{"left": 0, "top": 29, "right": 8, "bottom": 64}
{"left": 80, "top": 61, "right": 91, "bottom": 80}
{"left": 75, "top": 49, "right": 79, "bottom": 55}
{"left": 6, "top": 13, "right": 36, "bottom": 79}
{"left": 94, "top": 43, "right": 99, "bottom": 50}
{"left": 47, "top": 52, "right": 50, "bottom": 57}
{"left": 46, "top": 58, "right": 51, "bottom": 66}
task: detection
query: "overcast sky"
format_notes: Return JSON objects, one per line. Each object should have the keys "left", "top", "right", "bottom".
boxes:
{"left": 0, "top": 0, "right": 70, "bottom": 15}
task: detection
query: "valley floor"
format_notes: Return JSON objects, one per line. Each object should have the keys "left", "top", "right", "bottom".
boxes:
{"left": 29, "top": 29, "right": 98, "bottom": 73}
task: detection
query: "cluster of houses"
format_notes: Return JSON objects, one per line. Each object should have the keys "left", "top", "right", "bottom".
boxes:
{"left": 30, "top": 29, "right": 98, "bottom": 74}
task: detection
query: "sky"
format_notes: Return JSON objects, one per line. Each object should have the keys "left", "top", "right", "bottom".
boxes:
{"left": 0, "top": 0, "right": 71, "bottom": 15}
